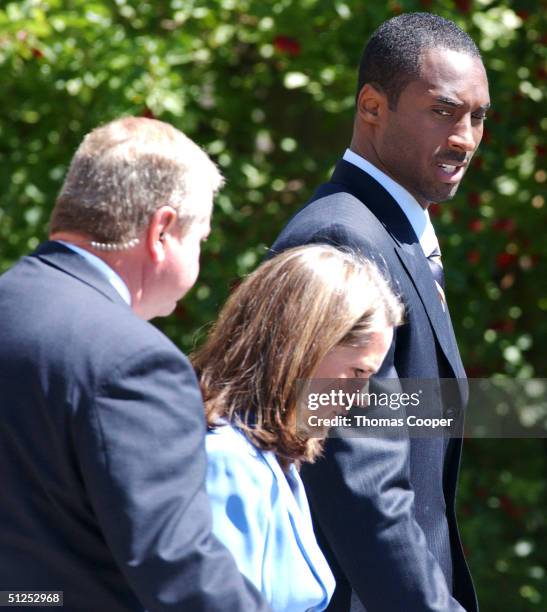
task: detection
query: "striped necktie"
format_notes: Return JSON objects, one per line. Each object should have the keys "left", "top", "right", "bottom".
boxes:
{"left": 427, "top": 241, "right": 446, "bottom": 308}
{"left": 427, "top": 242, "right": 445, "bottom": 290}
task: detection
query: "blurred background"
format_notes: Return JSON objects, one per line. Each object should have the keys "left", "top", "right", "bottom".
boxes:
{"left": 1, "top": 0, "right": 545, "bottom": 608}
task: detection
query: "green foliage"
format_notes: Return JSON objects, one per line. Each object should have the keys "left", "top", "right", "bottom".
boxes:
{"left": 1, "top": 0, "right": 545, "bottom": 608}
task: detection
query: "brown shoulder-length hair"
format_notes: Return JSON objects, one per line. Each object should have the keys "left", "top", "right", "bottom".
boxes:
{"left": 192, "top": 244, "right": 403, "bottom": 466}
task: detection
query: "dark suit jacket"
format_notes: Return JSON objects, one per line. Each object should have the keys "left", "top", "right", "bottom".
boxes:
{"left": 0, "top": 242, "right": 269, "bottom": 612}
{"left": 270, "top": 160, "right": 478, "bottom": 612}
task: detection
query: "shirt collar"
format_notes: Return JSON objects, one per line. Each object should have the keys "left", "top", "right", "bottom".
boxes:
{"left": 55, "top": 241, "right": 132, "bottom": 306}
{"left": 343, "top": 148, "right": 439, "bottom": 256}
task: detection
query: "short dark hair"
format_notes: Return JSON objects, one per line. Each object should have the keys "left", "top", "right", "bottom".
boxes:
{"left": 357, "top": 12, "right": 482, "bottom": 109}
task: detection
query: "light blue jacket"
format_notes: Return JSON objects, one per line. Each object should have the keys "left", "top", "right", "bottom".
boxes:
{"left": 206, "top": 424, "right": 335, "bottom": 612}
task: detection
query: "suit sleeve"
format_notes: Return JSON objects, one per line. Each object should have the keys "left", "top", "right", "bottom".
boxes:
{"left": 275, "top": 222, "right": 466, "bottom": 611}
{"left": 205, "top": 435, "right": 272, "bottom": 591}
{"left": 72, "top": 345, "right": 270, "bottom": 612}
{"left": 301, "top": 433, "right": 465, "bottom": 611}
{"left": 301, "top": 336, "right": 465, "bottom": 612}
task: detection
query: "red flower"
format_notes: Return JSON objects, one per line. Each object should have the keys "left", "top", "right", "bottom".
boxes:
{"left": 488, "top": 319, "right": 514, "bottom": 333}
{"left": 141, "top": 107, "right": 155, "bottom": 119}
{"left": 466, "top": 366, "right": 487, "bottom": 377}
{"left": 31, "top": 47, "right": 44, "bottom": 59}
{"left": 467, "top": 192, "right": 481, "bottom": 207}
{"left": 273, "top": 36, "right": 301, "bottom": 57}
{"left": 174, "top": 303, "right": 186, "bottom": 320}
{"left": 468, "top": 219, "right": 483, "bottom": 233}
{"left": 454, "top": 0, "right": 471, "bottom": 14}
{"left": 516, "top": 10, "right": 529, "bottom": 21}
{"left": 475, "top": 487, "right": 488, "bottom": 499}
{"left": 467, "top": 250, "right": 481, "bottom": 264}
{"left": 496, "top": 253, "right": 517, "bottom": 268}
{"left": 499, "top": 494, "right": 526, "bottom": 520}
{"left": 429, "top": 203, "right": 440, "bottom": 217}
{"left": 492, "top": 218, "right": 516, "bottom": 233}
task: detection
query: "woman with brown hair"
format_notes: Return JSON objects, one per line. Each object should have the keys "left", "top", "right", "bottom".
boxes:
{"left": 192, "top": 244, "right": 403, "bottom": 612}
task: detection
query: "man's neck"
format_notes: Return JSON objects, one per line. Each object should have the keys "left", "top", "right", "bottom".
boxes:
{"left": 348, "top": 140, "right": 430, "bottom": 210}
{"left": 342, "top": 148, "right": 439, "bottom": 257}
{"left": 49, "top": 231, "right": 93, "bottom": 251}
{"left": 50, "top": 231, "right": 129, "bottom": 271}
{"left": 50, "top": 231, "right": 135, "bottom": 303}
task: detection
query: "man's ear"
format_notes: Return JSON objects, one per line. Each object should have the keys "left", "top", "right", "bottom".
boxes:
{"left": 356, "top": 83, "right": 388, "bottom": 126}
{"left": 146, "top": 206, "right": 178, "bottom": 263}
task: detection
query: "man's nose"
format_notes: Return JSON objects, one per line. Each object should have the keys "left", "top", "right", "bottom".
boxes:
{"left": 448, "top": 115, "right": 478, "bottom": 153}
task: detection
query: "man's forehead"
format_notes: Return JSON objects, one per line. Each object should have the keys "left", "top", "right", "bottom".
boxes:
{"left": 412, "top": 48, "right": 490, "bottom": 105}
{"left": 418, "top": 47, "right": 487, "bottom": 83}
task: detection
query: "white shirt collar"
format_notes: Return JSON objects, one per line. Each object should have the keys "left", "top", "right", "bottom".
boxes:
{"left": 55, "top": 241, "right": 132, "bottom": 306}
{"left": 343, "top": 148, "right": 439, "bottom": 257}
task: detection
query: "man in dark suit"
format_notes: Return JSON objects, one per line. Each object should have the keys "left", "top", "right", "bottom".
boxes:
{"left": 0, "top": 117, "right": 269, "bottom": 611}
{"left": 270, "top": 13, "right": 490, "bottom": 612}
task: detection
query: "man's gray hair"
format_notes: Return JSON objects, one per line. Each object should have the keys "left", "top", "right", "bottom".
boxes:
{"left": 50, "top": 116, "right": 223, "bottom": 245}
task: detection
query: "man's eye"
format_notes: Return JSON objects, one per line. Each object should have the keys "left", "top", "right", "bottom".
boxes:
{"left": 433, "top": 108, "right": 452, "bottom": 116}
{"left": 353, "top": 368, "right": 366, "bottom": 378}
{"left": 471, "top": 113, "right": 487, "bottom": 121}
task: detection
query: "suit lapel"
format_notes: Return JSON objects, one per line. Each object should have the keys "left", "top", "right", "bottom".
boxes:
{"left": 32, "top": 241, "right": 129, "bottom": 308}
{"left": 329, "top": 161, "right": 464, "bottom": 378}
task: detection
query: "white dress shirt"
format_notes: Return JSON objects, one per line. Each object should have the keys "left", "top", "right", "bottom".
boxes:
{"left": 55, "top": 241, "right": 131, "bottom": 306}
{"left": 343, "top": 149, "right": 446, "bottom": 308}
{"left": 343, "top": 149, "right": 440, "bottom": 258}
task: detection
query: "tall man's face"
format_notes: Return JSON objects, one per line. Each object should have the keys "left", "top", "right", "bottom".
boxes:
{"left": 373, "top": 48, "right": 490, "bottom": 207}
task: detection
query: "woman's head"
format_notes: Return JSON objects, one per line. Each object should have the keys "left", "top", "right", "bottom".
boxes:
{"left": 192, "top": 244, "right": 403, "bottom": 464}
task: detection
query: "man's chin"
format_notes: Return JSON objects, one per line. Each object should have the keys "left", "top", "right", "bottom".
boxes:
{"left": 143, "top": 303, "right": 177, "bottom": 321}
{"left": 424, "top": 182, "right": 461, "bottom": 205}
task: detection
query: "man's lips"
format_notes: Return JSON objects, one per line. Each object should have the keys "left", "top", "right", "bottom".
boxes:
{"left": 435, "top": 159, "right": 467, "bottom": 183}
